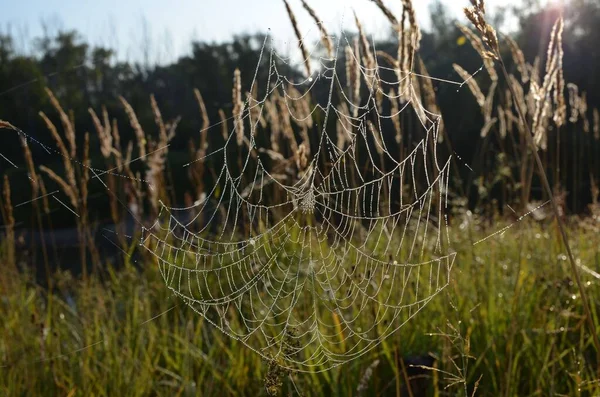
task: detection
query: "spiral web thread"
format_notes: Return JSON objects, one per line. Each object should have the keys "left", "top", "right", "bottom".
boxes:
{"left": 140, "top": 29, "right": 457, "bottom": 372}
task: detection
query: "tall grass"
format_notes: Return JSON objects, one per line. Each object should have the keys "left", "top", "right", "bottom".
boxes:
{"left": 1, "top": 0, "right": 600, "bottom": 395}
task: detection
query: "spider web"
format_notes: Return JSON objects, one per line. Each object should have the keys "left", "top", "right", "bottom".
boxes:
{"left": 140, "top": 29, "right": 456, "bottom": 372}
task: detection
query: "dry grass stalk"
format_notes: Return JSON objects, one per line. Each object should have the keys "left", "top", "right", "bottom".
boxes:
{"left": 194, "top": 88, "right": 210, "bottom": 133}
{"left": 119, "top": 96, "right": 147, "bottom": 158}
{"left": 300, "top": 0, "right": 333, "bottom": 58}
{"left": 89, "top": 107, "right": 113, "bottom": 158}
{"left": 505, "top": 35, "right": 529, "bottom": 83}
{"left": 2, "top": 175, "right": 16, "bottom": 270}
{"left": 39, "top": 165, "right": 78, "bottom": 208}
{"left": 150, "top": 94, "right": 168, "bottom": 143}
{"left": 457, "top": 25, "right": 498, "bottom": 82}
{"left": 45, "top": 88, "right": 77, "bottom": 158}
{"left": 232, "top": 69, "right": 245, "bottom": 146}
{"left": 283, "top": 0, "right": 312, "bottom": 77}
{"left": 39, "top": 111, "right": 79, "bottom": 196}
{"left": 453, "top": 64, "right": 485, "bottom": 107}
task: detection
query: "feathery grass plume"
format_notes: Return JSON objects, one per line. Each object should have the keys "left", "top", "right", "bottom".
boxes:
{"left": 453, "top": 64, "right": 485, "bottom": 107}
{"left": 246, "top": 91, "right": 262, "bottom": 133}
{"left": 457, "top": 25, "right": 498, "bottom": 82}
{"left": 401, "top": 0, "right": 421, "bottom": 67}
{"left": 119, "top": 96, "right": 147, "bottom": 158}
{"left": 81, "top": 132, "right": 90, "bottom": 207}
{"left": 300, "top": 0, "right": 333, "bottom": 58}
{"left": 39, "top": 166, "right": 78, "bottom": 209}
{"left": 283, "top": 0, "right": 311, "bottom": 77}
{"left": 530, "top": 22, "right": 564, "bottom": 149}
{"left": 45, "top": 88, "right": 77, "bottom": 158}
{"left": 89, "top": 107, "right": 113, "bottom": 158}
{"left": 38, "top": 111, "right": 79, "bottom": 195}
{"left": 568, "top": 83, "right": 580, "bottom": 123}
{"left": 217, "top": 109, "right": 228, "bottom": 141}
{"left": 550, "top": 18, "right": 566, "bottom": 128}
{"left": 193, "top": 89, "right": 211, "bottom": 183}
{"left": 111, "top": 117, "right": 121, "bottom": 153}
{"left": 194, "top": 88, "right": 210, "bottom": 133}
{"left": 594, "top": 108, "right": 599, "bottom": 140}
{"left": 531, "top": 60, "right": 558, "bottom": 150}
{"left": 150, "top": 94, "right": 168, "bottom": 142}
{"left": 20, "top": 135, "right": 39, "bottom": 196}
{"left": 2, "top": 175, "right": 16, "bottom": 270}
{"left": 463, "top": 1, "right": 499, "bottom": 57}
{"left": 295, "top": 142, "right": 309, "bottom": 171}
{"left": 232, "top": 68, "right": 245, "bottom": 146}
{"left": 505, "top": 35, "right": 529, "bottom": 83}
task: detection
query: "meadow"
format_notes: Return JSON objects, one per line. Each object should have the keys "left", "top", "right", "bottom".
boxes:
{"left": 1, "top": 0, "right": 600, "bottom": 395}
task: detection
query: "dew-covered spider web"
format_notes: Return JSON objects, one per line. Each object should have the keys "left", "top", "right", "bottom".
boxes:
{"left": 140, "top": 28, "right": 456, "bottom": 372}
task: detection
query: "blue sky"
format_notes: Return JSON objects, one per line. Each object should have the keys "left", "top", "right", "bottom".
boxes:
{"left": 1, "top": 0, "right": 518, "bottom": 63}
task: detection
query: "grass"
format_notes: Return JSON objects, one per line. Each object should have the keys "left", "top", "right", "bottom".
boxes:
{"left": 2, "top": 215, "right": 600, "bottom": 396}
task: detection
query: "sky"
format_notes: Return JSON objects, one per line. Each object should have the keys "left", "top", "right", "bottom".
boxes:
{"left": 0, "top": 0, "right": 518, "bottom": 63}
